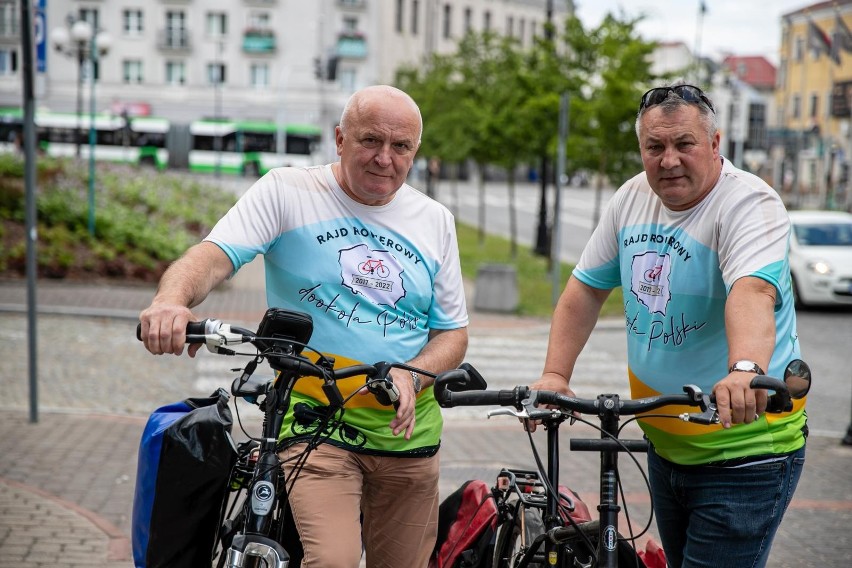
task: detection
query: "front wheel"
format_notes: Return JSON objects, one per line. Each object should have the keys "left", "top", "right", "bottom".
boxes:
{"left": 493, "top": 500, "right": 545, "bottom": 567}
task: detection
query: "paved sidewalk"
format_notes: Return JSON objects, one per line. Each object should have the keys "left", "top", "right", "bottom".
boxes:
{"left": 1, "top": 275, "right": 850, "bottom": 567}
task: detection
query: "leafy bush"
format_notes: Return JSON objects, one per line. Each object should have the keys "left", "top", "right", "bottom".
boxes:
{"left": 0, "top": 154, "right": 236, "bottom": 281}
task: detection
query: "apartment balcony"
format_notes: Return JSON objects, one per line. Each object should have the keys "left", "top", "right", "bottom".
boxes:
{"left": 336, "top": 32, "right": 367, "bottom": 59}
{"left": 158, "top": 29, "right": 192, "bottom": 52}
{"left": 243, "top": 29, "right": 276, "bottom": 53}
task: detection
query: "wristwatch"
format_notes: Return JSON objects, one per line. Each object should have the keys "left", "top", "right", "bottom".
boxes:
{"left": 729, "top": 360, "right": 765, "bottom": 375}
{"left": 409, "top": 371, "right": 422, "bottom": 394}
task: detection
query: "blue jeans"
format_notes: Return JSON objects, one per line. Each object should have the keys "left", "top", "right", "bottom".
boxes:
{"left": 647, "top": 445, "right": 806, "bottom": 568}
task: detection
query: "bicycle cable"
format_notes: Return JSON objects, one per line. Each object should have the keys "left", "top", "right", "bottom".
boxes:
{"left": 526, "top": 412, "right": 657, "bottom": 546}
{"left": 523, "top": 419, "right": 599, "bottom": 562}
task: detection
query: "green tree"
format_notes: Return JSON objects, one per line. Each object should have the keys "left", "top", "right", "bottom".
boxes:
{"left": 558, "top": 14, "right": 657, "bottom": 224}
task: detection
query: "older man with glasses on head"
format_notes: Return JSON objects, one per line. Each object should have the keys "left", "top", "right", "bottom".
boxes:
{"left": 529, "top": 82, "right": 806, "bottom": 568}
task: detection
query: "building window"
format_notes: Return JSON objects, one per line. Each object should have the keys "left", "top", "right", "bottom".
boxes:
{"left": 0, "top": 2, "right": 19, "bottom": 36}
{"left": 122, "top": 9, "right": 143, "bottom": 35}
{"left": 443, "top": 4, "right": 452, "bottom": 39}
{"left": 411, "top": 0, "right": 419, "bottom": 35}
{"left": 250, "top": 63, "right": 269, "bottom": 89}
{"left": 746, "top": 102, "right": 766, "bottom": 149}
{"left": 795, "top": 36, "right": 803, "bottom": 62}
{"left": 79, "top": 8, "right": 99, "bottom": 30}
{"left": 341, "top": 68, "right": 356, "bottom": 92}
{"left": 464, "top": 8, "right": 472, "bottom": 33}
{"left": 484, "top": 11, "right": 491, "bottom": 31}
{"left": 208, "top": 62, "right": 226, "bottom": 85}
{"left": 0, "top": 48, "right": 17, "bottom": 75}
{"left": 343, "top": 16, "right": 358, "bottom": 33}
{"left": 396, "top": 0, "right": 404, "bottom": 33}
{"left": 518, "top": 19, "right": 525, "bottom": 44}
{"left": 248, "top": 12, "right": 271, "bottom": 28}
{"left": 810, "top": 93, "right": 818, "bottom": 118}
{"left": 166, "top": 61, "right": 186, "bottom": 85}
{"left": 531, "top": 21, "right": 537, "bottom": 38}
{"left": 792, "top": 94, "right": 801, "bottom": 119}
{"left": 123, "top": 60, "right": 143, "bottom": 84}
{"left": 206, "top": 12, "right": 227, "bottom": 37}
{"left": 507, "top": 16, "right": 514, "bottom": 37}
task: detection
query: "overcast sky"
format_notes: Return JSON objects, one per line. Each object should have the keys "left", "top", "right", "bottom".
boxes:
{"left": 573, "top": 0, "right": 813, "bottom": 65}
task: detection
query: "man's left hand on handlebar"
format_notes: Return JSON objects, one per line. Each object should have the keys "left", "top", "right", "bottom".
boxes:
{"left": 388, "top": 368, "right": 418, "bottom": 440}
{"left": 526, "top": 372, "right": 577, "bottom": 433}
{"left": 359, "top": 369, "right": 418, "bottom": 440}
{"left": 712, "top": 372, "right": 769, "bottom": 429}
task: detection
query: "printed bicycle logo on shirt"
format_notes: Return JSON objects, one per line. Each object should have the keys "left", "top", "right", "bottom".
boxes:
{"left": 630, "top": 251, "right": 672, "bottom": 316}
{"left": 359, "top": 258, "right": 390, "bottom": 279}
{"left": 338, "top": 243, "right": 407, "bottom": 308}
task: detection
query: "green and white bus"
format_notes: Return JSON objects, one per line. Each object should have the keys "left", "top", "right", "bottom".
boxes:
{"left": 0, "top": 108, "right": 170, "bottom": 168}
{"left": 188, "top": 119, "right": 321, "bottom": 176}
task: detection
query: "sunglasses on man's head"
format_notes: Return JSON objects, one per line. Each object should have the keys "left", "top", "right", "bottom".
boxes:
{"left": 639, "top": 85, "right": 716, "bottom": 114}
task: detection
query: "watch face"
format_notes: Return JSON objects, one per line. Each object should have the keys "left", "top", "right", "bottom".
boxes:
{"left": 732, "top": 361, "right": 760, "bottom": 373}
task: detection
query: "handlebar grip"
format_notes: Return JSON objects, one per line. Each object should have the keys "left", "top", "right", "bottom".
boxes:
{"left": 438, "top": 389, "right": 520, "bottom": 408}
{"left": 570, "top": 438, "right": 649, "bottom": 453}
{"left": 135, "top": 320, "right": 211, "bottom": 343}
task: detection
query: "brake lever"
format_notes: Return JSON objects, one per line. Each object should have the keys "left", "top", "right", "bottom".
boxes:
{"left": 487, "top": 407, "right": 562, "bottom": 421}
{"left": 206, "top": 323, "right": 250, "bottom": 354}
{"left": 366, "top": 378, "right": 401, "bottom": 410}
{"left": 683, "top": 402, "right": 720, "bottom": 425}
{"left": 487, "top": 408, "right": 528, "bottom": 419}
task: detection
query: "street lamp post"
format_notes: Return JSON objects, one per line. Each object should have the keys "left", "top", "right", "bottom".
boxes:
{"left": 50, "top": 15, "right": 110, "bottom": 234}
{"left": 50, "top": 16, "right": 94, "bottom": 158}
{"left": 87, "top": 31, "right": 111, "bottom": 235}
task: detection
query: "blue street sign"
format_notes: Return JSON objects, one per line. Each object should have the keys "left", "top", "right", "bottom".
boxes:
{"left": 35, "top": 0, "right": 47, "bottom": 73}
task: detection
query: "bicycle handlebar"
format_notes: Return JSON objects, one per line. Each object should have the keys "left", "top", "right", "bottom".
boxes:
{"left": 434, "top": 365, "right": 793, "bottom": 423}
{"left": 137, "top": 318, "right": 437, "bottom": 410}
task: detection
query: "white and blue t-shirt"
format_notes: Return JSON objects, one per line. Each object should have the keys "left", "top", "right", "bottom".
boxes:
{"left": 206, "top": 164, "right": 468, "bottom": 455}
{"left": 575, "top": 158, "right": 806, "bottom": 465}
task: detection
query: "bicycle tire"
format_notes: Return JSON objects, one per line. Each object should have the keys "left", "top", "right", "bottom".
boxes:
{"left": 212, "top": 491, "right": 247, "bottom": 568}
{"left": 492, "top": 496, "right": 546, "bottom": 568}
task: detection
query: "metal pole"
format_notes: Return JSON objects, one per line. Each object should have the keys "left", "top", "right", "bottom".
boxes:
{"left": 76, "top": 47, "right": 84, "bottom": 159}
{"left": 214, "top": 40, "right": 222, "bottom": 179}
{"left": 87, "top": 34, "right": 97, "bottom": 236}
{"left": 551, "top": 93, "right": 569, "bottom": 307}
{"left": 21, "top": 0, "right": 39, "bottom": 423}
{"left": 534, "top": 0, "right": 555, "bottom": 258}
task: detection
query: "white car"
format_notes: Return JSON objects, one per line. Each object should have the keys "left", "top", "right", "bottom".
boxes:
{"left": 787, "top": 210, "right": 852, "bottom": 308}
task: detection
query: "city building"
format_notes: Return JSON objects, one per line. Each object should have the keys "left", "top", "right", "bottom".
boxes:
{"left": 0, "top": 0, "right": 570, "bottom": 164}
{"left": 712, "top": 55, "right": 777, "bottom": 178}
{"left": 774, "top": 0, "right": 852, "bottom": 210}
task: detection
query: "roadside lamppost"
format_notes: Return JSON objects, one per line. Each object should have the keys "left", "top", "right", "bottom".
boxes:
{"left": 86, "top": 30, "right": 111, "bottom": 235}
{"left": 50, "top": 17, "right": 91, "bottom": 158}
{"left": 50, "top": 16, "right": 108, "bottom": 159}
{"left": 50, "top": 15, "right": 110, "bottom": 232}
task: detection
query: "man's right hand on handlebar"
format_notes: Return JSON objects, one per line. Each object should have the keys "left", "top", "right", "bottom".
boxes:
{"left": 139, "top": 303, "right": 201, "bottom": 357}
{"left": 713, "top": 371, "right": 769, "bottom": 429}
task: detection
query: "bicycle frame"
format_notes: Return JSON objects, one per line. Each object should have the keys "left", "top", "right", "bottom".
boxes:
{"left": 221, "top": 367, "right": 301, "bottom": 568}
{"left": 220, "top": 348, "right": 345, "bottom": 568}
{"left": 507, "top": 404, "right": 646, "bottom": 568}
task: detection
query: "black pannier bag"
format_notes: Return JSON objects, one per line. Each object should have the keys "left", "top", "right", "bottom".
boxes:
{"left": 131, "top": 388, "right": 237, "bottom": 568}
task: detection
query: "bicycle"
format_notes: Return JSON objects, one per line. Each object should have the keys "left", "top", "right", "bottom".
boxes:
{"left": 432, "top": 360, "right": 811, "bottom": 568}
{"left": 137, "top": 307, "right": 432, "bottom": 568}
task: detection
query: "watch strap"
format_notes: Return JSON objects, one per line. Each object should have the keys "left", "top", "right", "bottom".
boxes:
{"left": 729, "top": 360, "right": 765, "bottom": 375}
{"left": 409, "top": 370, "right": 422, "bottom": 394}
